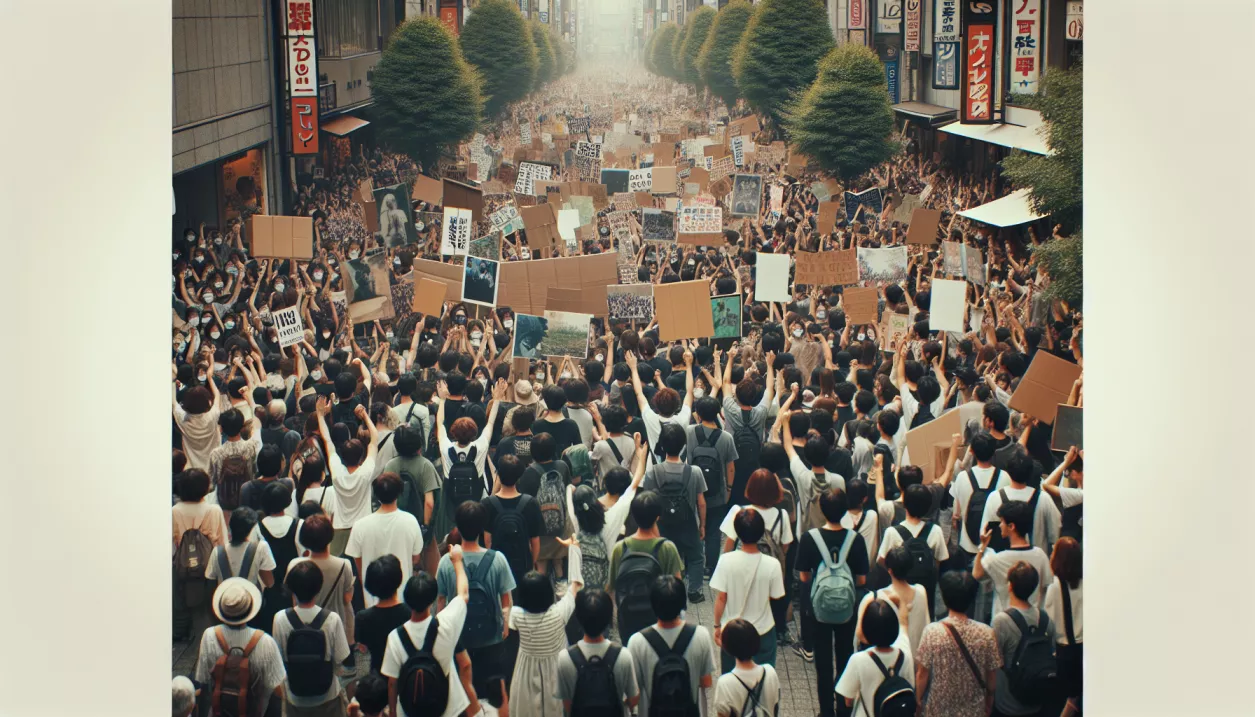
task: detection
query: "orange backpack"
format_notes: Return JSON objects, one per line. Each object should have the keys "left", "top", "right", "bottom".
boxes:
{"left": 210, "top": 627, "right": 264, "bottom": 717}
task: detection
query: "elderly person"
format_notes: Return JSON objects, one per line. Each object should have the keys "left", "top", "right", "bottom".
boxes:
{"left": 172, "top": 676, "right": 196, "bottom": 717}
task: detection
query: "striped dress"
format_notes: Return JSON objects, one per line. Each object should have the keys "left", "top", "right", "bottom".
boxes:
{"left": 507, "top": 588, "right": 577, "bottom": 717}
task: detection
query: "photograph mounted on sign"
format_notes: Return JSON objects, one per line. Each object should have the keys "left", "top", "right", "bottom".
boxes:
{"left": 881, "top": 312, "right": 911, "bottom": 353}
{"left": 374, "top": 184, "right": 418, "bottom": 247}
{"left": 843, "top": 187, "right": 885, "bottom": 224}
{"left": 857, "top": 246, "right": 909, "bottom": 283}
{"left": 461, "top": 257, "right": 500, "bottom": 307}
{"left": 641, "top": 209, "right": 676, "bottom": 243}
{"left": 607, "top": 284, "right": 655, "bottom": 320}
{"left": 541, "top": 310, "right": 593, "bottom": 359}
{"left": 468, "top": 232, "right": 502, "bottom": 261}
{"left": 513, "top": 313, "right": 549, "bottom": 359}
{"left": 711, "top": 294, "right": 742, "bottom": 338}
{"left": 730, "top": 174, "right": 763, "bottom": 217}
{"left": 344, "top": 251, "right": 396, "bottom": 324}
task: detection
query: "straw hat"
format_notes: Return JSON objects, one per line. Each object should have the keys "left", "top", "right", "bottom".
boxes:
{"left": 211, "top": 577, "right": 262, "bottom": 626}
{"left": 514, "top": 379, "right": 540, "bottom": 406}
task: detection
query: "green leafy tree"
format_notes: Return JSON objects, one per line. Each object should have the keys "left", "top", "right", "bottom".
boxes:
{"left": 783, "top": 44, "right": 896, "bottom": 181}
{"left": 650, "top": 25, "right": 680, "bottom": 79}
{"left": 530, "top": 20, "right": 555, "bottom": 86}
{"left": 371, "top": 17, "right": 483, "bottom": 173}
{"left": 1031, "top": 232, "right": 1082, "bottom": 308}
{"left": 559, "top": 35, "right": 575, "bottom": 75}
{"left": 733, "top": 0, "right": 834, "bottom": 125}
{"left": 680, "top": 6, "right": 716, "bottom": 89}
{"left": 698, "top": 1, "right": 754, "bottom": 108}
{"left": 671, "top": 24, "right": 688, "bottom": 81}
{"left": 459, "top": 0, "right": 537, "bottom": 119}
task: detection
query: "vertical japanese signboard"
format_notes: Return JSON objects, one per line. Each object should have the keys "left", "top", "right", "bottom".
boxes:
{"left": 1066, "top": 2, "right": 1083, "bottom": 41}
{"left": 1010, "top": 0, "right": 1041, "bottom": 94}
{"left": 885, "top": 55, "right": 900, "bottom": 104}
{"left": 933, "top": 0, "right": 960, "bottom": 89}
{"left": 849, "top": 0, "right": 866, "bottom": 30}
{"left": 285, "top": 0, "right": 318, "bottom": 155}
{"left": 904, "top": 0, "right": 921, "bottom": 52}
{"left": 876, "top": 0, "right": 902, "bottom": 34}
{"left": 440, "top": 0, "right": 460, "bottom": 34}
{"left": 961, "top": 1, "right": 998, "bottom": 124}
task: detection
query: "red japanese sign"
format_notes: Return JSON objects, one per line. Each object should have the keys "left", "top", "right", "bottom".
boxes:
{"left": 285, "top": 1, "right": 314, "bottom": 37}
{"left": 961, "top": 1, "right": 999, "bottom": 124}
{"left": 440, "top": 7, "right": 459, "bottom": 36}
{"left": 849, "top": 0, "right": 866, "bottom": 30}
{"left": 291, "top": 97, "right": 319, "bottom": 155}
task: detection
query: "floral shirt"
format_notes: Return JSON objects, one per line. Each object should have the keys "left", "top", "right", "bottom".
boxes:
{"left": 916, "top": 617, "right": 1002, "bottom": 717}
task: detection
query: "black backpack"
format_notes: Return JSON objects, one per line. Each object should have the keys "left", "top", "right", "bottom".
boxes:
{"left": 396, "top": 619, "right": 449, "bottom": 716}
{"left": 963, "top": 468, "right": 1001, "bottom": 547}
{"left": 733, "top": 409, "right": 762, "bottom": 473}
{"left": 656, "top": 465, "right": 697, "bottom": 537}
{"left": 1004, "top": 610, "right": 1058, "bottom": 705}
{"left": 462, "top": 551, "right": 503, "bottom": 649}
{"left": 894, "top": 523, "right": 937, "bottom": 595}
{"left": 568, "top": 644, "right": 623, "bottom": 717}
{"left": 691, "top": 426, "right": 724, "bottom": 500}
{"left": 445, "top": 446, "right": 484, "bottom": 507}
{"left": 642, "top": 625, "right": 700, "bottom": 717}
{"left": 282, "top": 608, "right": 335, "bottom": 698}
{"left": 868, "top": 651, "right": 916, "bottom": 717}
{"left": 488, "top": 495, "right": 532, "bottom": 582}
{"left": 614, "top": 539, "right": 666, "bottom": 639}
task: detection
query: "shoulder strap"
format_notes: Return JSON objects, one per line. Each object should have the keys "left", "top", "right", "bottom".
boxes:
{"left": 942, "top": 622, "right": 987, "bottom": 691}
{"left": 422, "top": 617, "right": 441, "bottom": 652}
{"left": 854, "top": 510, "right": 868, "bottom": 533}
{"left": 808, "top": 529, "right": 834, "bottom": 570}
{"left": 696, "top": 425, "right": 707, "bottom": 444}
{"left": 217, "top": 546, "right": 231, "bottom": 578}
{"left": 468, "top": 445, "right": 478, "bottom": 462}
{"left": 214, "top": 626, "right": 230, "bottom": 653}
{"left": 836, "top": 528, "right": 856, "bottom": 565}
{"left": 605, "top": 644, "right": 622, "bottom": 666}
{"left": 321, "top": 562, "right": 348, "bottom": 608}
{"left": 239, "top": 541, "right": 258, "bottom": 579}
{"left": 448, "top": 446, "right": 458, "bottom": 463}
{"left": 241, "top": 628, "right": 264, "bottom": 657}
{"left": 671, "top": 624, "right": 697, "bottom": 655}
{"left": 650, "top": 538, "right": 666, "bottom": 558}
{"left": 894, "top": 524, "right": 911, "bottom": 542}
{"left": 1061, "top": 582, "right": 1077, "bottom": 645}
{"left": 989, "top": 467, "right": 1001, "bottom": 488}
{"left": 607, "top": 439, "right": 624, "bottom": 464}
{"left": 472, "top": 551, "right": 497, "bottom": 584}
{"left": 999, "top": 488, "right": 1009, "bottom": 504}
{"left": 309, "top": 608, "right": 330, "bottom": 630}
{"left": 641, "top": 626, "right": 671, "bottom": 658}
{"left": 406, "top": 401, "right": 418, "bottom": 422}
{"left": 395, "top": 624, "right": 419, "bottom": 657}
{"left": 1006, "top": 608, "right": 1031, "bottom": 635}
{"left": 892, "top": 650, "right": 904, "bottom": 674}
{"left": 868, "top": 651, "right": 891, "bottom": 679}
{"left": 733, "top": 673, "right": 764, "bottom": 712}
{"left": 285, "top": 608, "right": 304, "bottom": 630}
{"left": 568, "top": 644, "right": 588, "bottom": 669}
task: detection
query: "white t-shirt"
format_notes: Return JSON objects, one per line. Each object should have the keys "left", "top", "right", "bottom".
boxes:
{"left": 709, "top": 550, "right": 785, "bottom": 635}
{"left": 899, "top": 386, "right": 944, "bottom": 439}
{"left": 345, "top": 509, "right": 424, "bottom": 608}
{"left": 855, "top": 585, "right": 930, "bottom": 655}
{"left": 1042, "top": 577, "right": 1083, "bottom": 645}
{"left": 206, "top": 541, "right": 277, "bottom": 589}
{"left": 980, "top": 545, "right": 1052, "bottom": 614}
{"left": 381, "top": 597, "right": 470, "bottom": 717}
{"left": 641, "top": 403, "right": 693, "bottom": 465}
{"left": 328, "top": 454, "right": 377, "bottom": 530}
{"left": 835, "top": 633, "right": 915, "bottom": 717}
{"left": 270, "top": 605, "right": 350, "bottom": 707}
{"left": 979, "top": 483, "right": 1060, "bottom": 550}
{"left": 948, "top": 464, "right": 1002, "bottom": 553}
{"left": 720, "top": 505, "right": 794, "bottom": 547}
{"left": 877, "top": 518, "right": 949, "bottom": 564}
{"left": 1058, "top": 486, "right": 1083, "bottom": 527}
{"left": 438, "top": 431, "right": 493, "bottom": 493}
{"left": 713, "top": 663, "right": 781, "bottom": 717}
{"left": 840, "top": 510, "right": 880, "bottom": 565}
{"left": 792, "top": 453, "right": 845, "bottom": 539}
{"left": 297, "top": 485, "right": 335, "bottom": 520}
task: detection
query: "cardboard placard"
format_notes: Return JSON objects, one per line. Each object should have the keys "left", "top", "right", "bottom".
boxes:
{"left": 520, "top": 203, "right": 562, "bottom": 250}
{"left": 248, "top": 215, "right": 314, "bottom": 260}
{"left": 892, "top": 193, "right": 923, "bottom": 225}
{"left": 412, "top": 277, "right": 448, "bottom": 315}
{"left": 1009, "top": 352, "right": 1083, "bottom": 425}
{"left": 704, "top": 144, "right": 729, "bottom": 160}
{"left": 411, "top": 258, "right": 465, "bottom": 304}
{"left": 906, "top": 208, "right": 943, "bottom": 245}
{"left": 546, "top": 286, "right": 586, "bottom": 314}
{"left": 1051, "top": 405, "right": 1083, "bottom": 452}
{"left": 412, "top": 175, "right": 444, "bottom": 207}
{"left": 496, "top": 251, "right": 619, "bottom": 316}
{"left": 655, "top": 280, "right": 716, "bottom": 341}
{"left": 794, "top": 249, "right": 859, "bottom": 286}
{"left": 905, "top": 406, "right": 963, "bottom": 485}
{"left": 929, "top": 279, "right": 967, "bottom": 332}
{"left": 754, "top": 252, "right": 791, "bottom": 302}
{"left": 443, "top": 178, "right": 484, "bottom": 224}
{"left": 651, "top": 166, "right": 678, "bottom": 195}
{"left": 881, "top": 312, "right": 911, "bottom": 353}
{"left": 688, "top": 166, "right": 710, "bottom": 191}
{"left": 677, "top": 205, "right": 724, "bottom": 245}
{"left": 357, "top": 198, "right": 380, "bottom": 234}
{"left": 817, "top": 201, "right": 841, "bottom": 230}
{"left": 634, "top": 191, "right": 654, "bottom": 208}
{"left": 728, "top": 114, "right": 760, "bottom": 138}
{"left": 842, "top": 286, "right": 880, "bottom": 324}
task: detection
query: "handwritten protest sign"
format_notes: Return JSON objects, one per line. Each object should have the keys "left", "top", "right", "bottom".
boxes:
{"left": 628, "top": 168, "right": 653, "bottom": 192}
{"left": 273, "top": 306, "right": 304, "bottom": 348}
{"left": 575, "top": 140, "right": 602, "bottom": 160}
{"left": 844, "top": 187, "right": 885, "bottom": 222}
{"left": 514, "top": 162, "right": 552, "bottom": 195}
{"left": 794, "top": 249, "right": 859, "bottom": 286}
{"left": 730, "top": 135, "right": 746, "bottom": 167}
{"left": 842, "top": 286, "right": 880, "bottom": 324}
{"left": 440, "top": 207, "right": 473, "bottom": 256}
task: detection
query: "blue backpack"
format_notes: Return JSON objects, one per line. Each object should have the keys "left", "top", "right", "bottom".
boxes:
{"left": 808, "top": 528, "right": 857, "bottom": 624}
{"left": 461, "top": 551, "right": 502, "bottom": 649}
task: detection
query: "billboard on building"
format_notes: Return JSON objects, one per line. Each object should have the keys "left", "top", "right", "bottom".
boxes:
{"left": 961, "top": 1, "right": 998, "bottom": 124}
{"left": 1010, "top": 0, "right": 1041, "bottom": 94}
{"left": 284, "top": 0, "right": 318, "bottom": 154}
{"left": 933, "top": 0, "right": 960, "bottom": 90}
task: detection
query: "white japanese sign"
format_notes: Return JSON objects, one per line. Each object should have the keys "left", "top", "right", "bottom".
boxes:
{"left": 441, "top": 207, "right": 474, "bottom": 255}
{"left": 1011, "top": 0, "right": 1042, "bottom": 94}
{"left": 274, "top": 306, "right": 305, "bottom": 348}
{"left": 628, "top": 168, "right": 653, "bottom": 192}
{"left": 514, "top": 162, "right": 552, "bottom": 195}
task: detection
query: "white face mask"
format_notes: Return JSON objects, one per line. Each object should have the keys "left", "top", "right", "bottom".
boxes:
{"left": 478, "top": 378, "right": 488, "bottom": 389}
{"left": 349, "top": 251, "right": 360, "bottom": 260}
{"left": 274, "top": 283, "right": 285, "bottom": 293}
{"left": 213, "top": 362, "right": 226, "bottom": 372}
{"left": 185, "top": 233, "right": 196, "bottom": 242}
{"left": 816, "top": 310, "right": 827, "bottom": 320}
{"left": 226, "top": 266, "right": 238, "bottom": 275}
{"left": 194, "top": 256, "right": 205, "bottom": 264}
{"left": 203, "top": 293, "right": 214, "bottom": 304}
{"left": 537, "top": 372, "right": 546, "bottom": 381}
{"left": 693, "top": 388, "right": 705, "bottom": 399}
{"left": 595, "top": 353, "right": 604, "bottom": 362}
{"left": 210, "top": 331, "right": 221, "bottom": 340}
{"left": 560, "top": 371, "right": 572, "bottom": 380}
{"left": 311, "top": 370, "right": 322, "bottom": 381}
{"left": 503, "top": 319, "right": 513, "bottom": 329}
{"left": 386, "top": 331, "right": 394, "bottom": 340}
{"left": 322, "top": 332, "right": 331, "bottom": 339}
{"left": 214, "top": 282, "right": 224, "bottom": 290}
{"left": 313, "top": 271, "right": 324, "bottom": 281}
{"left": 393, "top": 257, "right": 401, "bottom": 266}
{"left": 188, "top": 317, "right": 200, "bottom": 327}
{"left": 857, "top": 332, "right": 866, "bottom": 341}
{"left": 471, "top": 331, "right": 483, "bottom": 341}
{"left": 197, "top": 373, "right": 207, "bottom": 383}
{"left": 224, "top": 321, "right": 235, "bottom": 330}
{"left": 793, "top": 328, "right": 804, "bottom": 338}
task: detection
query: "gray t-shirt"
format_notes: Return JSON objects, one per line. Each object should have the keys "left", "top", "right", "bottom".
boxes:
{"left": 992, "top": 607, "right": 1058, "bottom": 716}
{"left": 626, "top": 624, "right": 717, "bottom": 717}
{"left": 642, "top": 461, "right": 708, "bottom": 531}
{"left": 556, "top": 640, "right": 640, "bottom": 708}
{"left": 591, "top": 435, "right": 637, "bottom": 479}
{"left": 683, "top": 424, "right": 739, "bottom": 506}
{"left": 721, "top": 395, "right": 771, "bottom": 444}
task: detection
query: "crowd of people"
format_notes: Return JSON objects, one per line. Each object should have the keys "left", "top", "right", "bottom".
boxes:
{"left": 172, "top": 65, "right": 1083, "bottom": 717}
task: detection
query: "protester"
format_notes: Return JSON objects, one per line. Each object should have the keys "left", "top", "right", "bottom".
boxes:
{"left": 642, "top": 423, "right": 707, "bottom": 602}
{"left": 625, "top": 576, "right": 717, "bottom": 717}
{"left": 345, "top": 472, "right": 424, "bottom": 609}
{"left": 713, "top": 618, "right": 781, "bottom": 717}
{"left": 710, "top": 508, "right": 786, "bottom": 671}
{"left": 915, "top": 572, "right": 1000, "bottom": 717}
{"left": 271, "top": 560, "right": 351, "bottom": 716}
{"left": 195, "top": 578, "right": 287, "bottom": 717}
{"left": 556, "top": 589, "right": 640, "bottom": 717}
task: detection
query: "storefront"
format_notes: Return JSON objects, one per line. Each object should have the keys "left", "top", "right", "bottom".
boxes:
{"left": 892, "top": 101, "right": 958, "bottom": 162}
{"left": 171, "top": 144, "right": 271, "bottom": 241}
{"left": 320, "top": 114, "right": 373, "bottom": 173}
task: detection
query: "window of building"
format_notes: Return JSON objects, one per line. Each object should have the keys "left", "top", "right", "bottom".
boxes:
{"left": 317, "top": 0, "right": 381, "bottom": 58}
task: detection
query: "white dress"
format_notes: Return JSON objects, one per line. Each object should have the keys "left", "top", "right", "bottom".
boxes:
{"left": 507, "top": 589, "right": 577, "bottom": 717}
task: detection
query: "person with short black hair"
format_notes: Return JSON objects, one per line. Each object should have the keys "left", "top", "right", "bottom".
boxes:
{"left": 483, "top": 454, "right": 545, "bottom": 585}
{"left": 290, "top": 515, "right": 358, "bottom": 656}
{"left": 713, "top": 618, "right": 781, "bottom": 717}
{"left": 687, "top": 395, "right": 740, "bottom": 574}
{"left": 346, "top": 472, "right": 423, "bottom": 610}
{"left": 835, "top": 597, "right": 915, "bottom": 717}
{"left": 271, "top": 560, "right": 352, "bottom": 715}
{"left": 915, "top": 571, "right": 1000, "bottom": 717}
{"left": 876, "top": 482, "right": 949, "bottom": 621}
{"left": 973, "top": 501, "right": 1053, "bottom": 616}
{"left": 349, "top": 672, "right": 389, "bottom": 717}
{"left": 978, "top": 448, "right": 1060, "bottom": 551}
{"left": 354, "top": 555, "right": 410, "bottom": 673}
{"left": 507, "top": 552, "right": 583, "bottom": 717}
{"left": 990, "top": 561, "right": 1059, "bottom": 717}
{"left": 1043, "top": 537, "right": 1083, "bottom": 717}
{"left": 625, "top": 576, "right": 717, "bottom": 717}
{"left": 206, "top": 508, "right": 277, "bottom": 603}
{"left": 315, "top": 396, "right": 379, "bottom": 557}
{"left": 642, "top": 422, "right": 708, "bottom": 602}
{"left": 556, "top": 590, "right": 640, "bottom": 716}
{"left": 710, "top": 508, "right": 786, "bottom": 671}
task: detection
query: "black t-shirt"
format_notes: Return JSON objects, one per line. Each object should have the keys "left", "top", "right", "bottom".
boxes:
{"left": 489, "top": 401, "right": 519, "bottom": 447}
{"left": 795, "top": 526, "right": 871, "bottom": 580}
{"left": 442, "top": 398, "right": 468, "bottom": 433}
{"left": 518, "top": 460, "right": 571, "bottom": 498}
{"left": 496, "top": 434, "right": 534, "bottom": 468}
{"left": 354, "top": 604, "right": 411, "bottom": 673}
{"left": 239, "top": 477, "right": 295, "bottom": 512}
{"left": 623, "top": 417, "right": 648, "bottom": 445}
{"left": 532, "top": 417, "right": 582, "bottom": 455}
{"left": 481, "top": 494, "right": 545, "bottom": 578}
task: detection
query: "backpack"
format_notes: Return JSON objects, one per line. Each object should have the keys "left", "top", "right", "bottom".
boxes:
{"left": 462, "top": 551, "right": 503, "bottom": 649}
{"left": 738, "top": 510, "right": 787, "bottom": 568}
{"left": 733, "top": 671, "right": 775, "bottom": 717}
{"left": 395, "top": 465, "right": 425, "bottom": 520}
{"left": 445, "top": 446, "right": 484, "bottom": 508}
{"left": 656, "top": 465, "right": 697, "bottom": 537}
{"left": 174, "top": 522, "right": 216, "bottom": 591}
{"left": 488, "top": 496, "right": 532, "bottom": 581}
{"left": 396, "top": 619, "right": 449, "bottom": 716}
{"left": 568, "top": 644, "right": 623, "bottom": 717}
{"left": 578, "top": 529, "right": 610, "bottom": 588}
{"left": 563, "top": 444, "right": 596, "bottom": 488}
{"left": 691, "top": 426, "right": 724, "bottom": 500}
{"left": 642, "top": 625, "right": 700, "bottom": 717}
{"left": 733, "top": 409, "right": 763, "bottom": 476}
{"left": 776, "top": 473, "right": 799, "bottom": 521}
{"left": 893, "top": 523, "right": 937, "bottom": 596}
{"left": 963, "top": 468, "right": 1000, "bottom": 547}
{"left": 874, "top": 444, "right": 898, "bottom": 502}
{"left": 809, "top": 529, "right": 857, "bottom": 625}
{"left": 537, "top": 467, "right": 568, "bottom": 537}
{"left": 614, "top": 539, "right": 666, "bottom": 639}
{"left": 209, "top": 627, "right": 264, "bottom": 717}
{"left": 1003, "top": 610, "right": 1058, "bottom": 705}
{"left": 867, "top": 651, "right": 916, "bottom": 717}
{"left": 217, "top": 542, "right": 259, "bottom": 585}
{"left": 282, "top": 608, "right": 335, "bottom": 697}
{"left": 423, "top": 405, "right": 441, "bottom": 464}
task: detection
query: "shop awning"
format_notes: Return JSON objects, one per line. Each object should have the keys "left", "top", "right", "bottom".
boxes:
{"left": 321, "top": 115, "right": 370, "bottom": 136}
{"left": 939, "top": 120, "right": 1051, "bottom": 155}
{"left": 958, "top": 189, "right": 1046, "bottom": 227}
{"left": 892, "top": 102, "right": 958, "bottom": 122}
